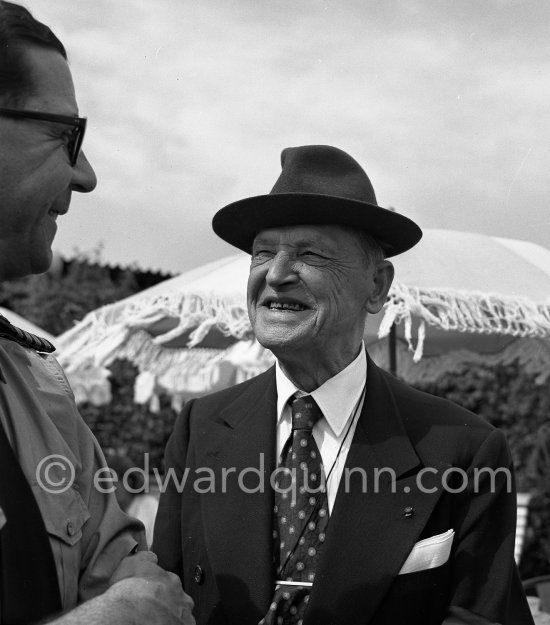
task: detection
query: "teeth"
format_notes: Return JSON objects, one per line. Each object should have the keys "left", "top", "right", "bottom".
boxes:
{"left": 268, "top": 301, "right": 306, "bottom": 311}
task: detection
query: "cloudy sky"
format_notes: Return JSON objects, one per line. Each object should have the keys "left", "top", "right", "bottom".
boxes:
{"left": 26, "top": 0, "right": 550, "bottom": 274}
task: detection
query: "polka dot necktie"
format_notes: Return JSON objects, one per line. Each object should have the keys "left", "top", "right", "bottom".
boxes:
{"left": 261, "top": 395, "right": 329, "bottom": 625}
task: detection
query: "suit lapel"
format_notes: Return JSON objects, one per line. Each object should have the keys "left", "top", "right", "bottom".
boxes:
{"left": 196, "top": 368, "right": 278, "bottom": 623}
{"left": 306, "top": 357, "right": 449, "bottom": 624}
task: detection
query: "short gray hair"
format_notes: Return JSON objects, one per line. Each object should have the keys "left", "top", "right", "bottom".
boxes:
{"left": 354, "top": 230, "right": 385, "bottom": 267}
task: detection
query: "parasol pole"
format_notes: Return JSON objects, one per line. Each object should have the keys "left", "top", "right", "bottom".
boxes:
{"left": 389, "top": 322, "right": 397, "bottom": 376}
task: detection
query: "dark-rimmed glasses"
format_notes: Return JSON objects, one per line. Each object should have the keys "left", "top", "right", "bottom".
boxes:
{"left": 0, "top": 107, "right": 87, "bottom": 166}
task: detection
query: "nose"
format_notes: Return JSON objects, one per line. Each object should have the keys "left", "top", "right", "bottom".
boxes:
{"left": 265, "top": 251, "right": 299, "bottom": 288}
{"left": 70, "top": 150, "right": 97, "bottom": 193}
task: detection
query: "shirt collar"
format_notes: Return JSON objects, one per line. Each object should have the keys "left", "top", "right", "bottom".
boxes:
{"left": 275, "top": 343, "right": 367, "bottom": 437}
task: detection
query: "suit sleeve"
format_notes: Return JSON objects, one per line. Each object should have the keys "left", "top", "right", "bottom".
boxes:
{"left": 444, "top": 428, "right": 533, "bottom": 625}
{"left": 153, "top": 399, "right": 194, "bottom": 580}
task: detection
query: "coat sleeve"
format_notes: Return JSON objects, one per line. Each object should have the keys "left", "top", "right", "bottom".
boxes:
{"left": 153, "top": 399, "right": 194, "bottom": 580}
{"left": 76, "top": 429, "right": 147, "bottom": 603}
{"left": 444, "top": 428, "right": 533, "bottom": 625}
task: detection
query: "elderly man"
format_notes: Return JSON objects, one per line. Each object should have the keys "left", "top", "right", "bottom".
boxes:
{"left": 154, "top": 145, "right": 534, "bottom": 624}
{"left": 0, "top": 3, "right": 194, "bottom": 623}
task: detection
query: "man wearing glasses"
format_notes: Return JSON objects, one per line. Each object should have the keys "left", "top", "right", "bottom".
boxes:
{"left": 0, "top": 3, "right": 194, "bottom": 624}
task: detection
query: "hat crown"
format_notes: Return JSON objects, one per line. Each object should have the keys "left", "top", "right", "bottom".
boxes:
{"left": 212, "top": 144, "right": 422, "bottom": 257}
{"left": 270, "top": 145, "right": 378, "bottom": 205}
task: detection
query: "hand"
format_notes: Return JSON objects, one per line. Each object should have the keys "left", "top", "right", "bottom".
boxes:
{"left": 47, "top": 576, "right": 195, "bottom": 625}
{"left": 109, "top": 551, "right": 194, "bottom": 624}
{"left": 107, "top": 577, "right": 195, "bottom": 625}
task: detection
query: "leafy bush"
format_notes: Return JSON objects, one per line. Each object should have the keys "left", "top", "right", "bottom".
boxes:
{"left": 79, "top": 359, "right": 177, "bottom": 474}
{"left": 0, "top": 250, "right": 138, "bottom": 336}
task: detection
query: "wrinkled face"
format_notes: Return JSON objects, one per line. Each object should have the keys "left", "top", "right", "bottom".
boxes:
{"left": 247, "top": 224, "right": 391, "bottom": 362}
{"left": 0, "top": 46, "right": 97, "bottom": 281}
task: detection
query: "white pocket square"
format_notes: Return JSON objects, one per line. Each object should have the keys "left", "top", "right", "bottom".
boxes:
{"left": 398, "top": 529, "right": 455, "bottom": 575}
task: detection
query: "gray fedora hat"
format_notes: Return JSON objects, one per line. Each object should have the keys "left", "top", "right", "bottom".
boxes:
{"left": 212, "top": 145, "right": 422, "bottom": 257}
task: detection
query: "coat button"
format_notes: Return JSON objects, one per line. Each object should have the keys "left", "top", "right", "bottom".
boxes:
{"left": 66, "top": 520, "right": 76, "bottom": 536}
{"left": 194, "top": 565, "right": 204, "bottom": 585}
{"left": 403, "top": 506, "right": 414, "bottom": 518}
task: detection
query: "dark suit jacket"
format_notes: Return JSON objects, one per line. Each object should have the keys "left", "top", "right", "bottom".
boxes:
{"left": 154, "top": 356, "right": 534, "bottom": 625}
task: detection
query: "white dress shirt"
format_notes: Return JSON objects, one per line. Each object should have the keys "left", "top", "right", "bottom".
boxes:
{"left": 275, "top": 343, "right": 367, "bottom": 513}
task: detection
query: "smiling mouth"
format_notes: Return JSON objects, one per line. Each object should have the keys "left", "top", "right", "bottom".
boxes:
{"left": 265, "top": 300, "right": 308, "bottom": 312}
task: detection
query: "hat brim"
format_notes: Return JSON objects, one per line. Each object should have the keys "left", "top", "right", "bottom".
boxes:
{"left": 212, "top": 193, "right": 422, "bottom": 257}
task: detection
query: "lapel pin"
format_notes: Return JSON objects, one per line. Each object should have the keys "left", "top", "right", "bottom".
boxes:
{"left": 403, "top": 506, "right": 414, "bottom": 518}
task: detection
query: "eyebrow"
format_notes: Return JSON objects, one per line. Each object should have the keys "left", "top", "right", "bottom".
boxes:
{"left": 253, "top": 233, "right": 328, "bottom": 245}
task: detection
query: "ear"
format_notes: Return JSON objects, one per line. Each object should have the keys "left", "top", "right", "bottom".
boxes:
{"left": 365, "top": 260, "right": 394, "bottom": 314}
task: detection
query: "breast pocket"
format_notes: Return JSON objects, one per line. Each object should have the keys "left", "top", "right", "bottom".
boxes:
{"left": 31, "top": 485, "right": 91, "bottom": 608}
{"left": 377, "top": 562, "right": 451, "bottom": 623}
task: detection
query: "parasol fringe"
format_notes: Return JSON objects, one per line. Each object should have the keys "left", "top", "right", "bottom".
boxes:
{"left": 379, "top": 283, "right": 550, "bottom": 358}
{"left": 120, "top": 330, "right": 227, "bottom": 376}
{"left": 55, "top": 291, "right": 252, "bottom": 369}
{"left": 412, "top": 322, "right": 426, "bottom": 362}
{"left": 126, "top": 293, "right": 251, "bottom": 347}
